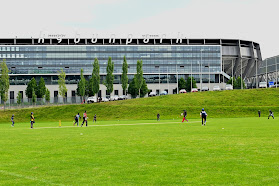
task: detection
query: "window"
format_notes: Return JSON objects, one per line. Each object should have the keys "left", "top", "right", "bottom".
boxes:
{"left": 54, "top": 91, "right": 58, "bottom": 97}
{"left": 19, "top": 91, "right": 23, "bottom": 99}
{"left": 71, "top": 90, "right": 76, "bottom": 97}
{"left": 114, "top": 90, "right": 119, "bottom": 96}
{"left": 10, "top": 91, "right": 14, "bottom": 99}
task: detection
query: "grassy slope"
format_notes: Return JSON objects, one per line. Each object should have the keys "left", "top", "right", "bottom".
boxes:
{"left": 0, "top": 88, "right": 278, "bottom": 122}
{"left": 0, "top": 118, "right": 278, "bottom": 185}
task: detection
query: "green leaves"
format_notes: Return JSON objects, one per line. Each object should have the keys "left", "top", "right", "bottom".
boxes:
{"left": 121, "top": 56, "right": 128, "bottom": 95}
{"left": 92, "top": 58, "right": 100, "bottom": 96}
{"left": 25, "top": 77, "right": 37, "bottom": 98}
{"left": 36, "top": 77, "right": 46, "bottom": 98}
{"left": 77, "top": 69, "right": 86, "bottom": 97}
{"left": 0, "top": 60, "right": 9, "bottom": 104}
{"left": 58, "top": 68, "right": 68, "bottom": 100}
{"left": 105, "top": 57, "right": 114, "bottom": 96}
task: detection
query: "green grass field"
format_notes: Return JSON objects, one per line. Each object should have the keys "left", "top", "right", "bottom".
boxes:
{"left": 1, "top": 88, "right": 279, "bottom": 122}
{"left": 1, "top": 117, "right": 278, "bottom": 185}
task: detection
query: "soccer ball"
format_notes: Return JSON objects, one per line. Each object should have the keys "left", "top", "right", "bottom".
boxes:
{"left": 181, "top": 113, "right": 183, "bottom": 116}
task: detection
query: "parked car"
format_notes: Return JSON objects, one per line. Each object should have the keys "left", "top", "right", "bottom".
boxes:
{"left": 191, "top": 88, "right": 198, "bottom": 92}
{"left": 201, "top": 86, "right": 209, "bottom": 91}
{"left": 179, "top": 89, "right": 187, "bottom": 93}
{"left": 259, "top": 82, "right": 267, "bottom": 88}
{"left": 213, "top": 86, "right": 221, "bottom": 91}
{"left": 225, "top": 84, "right": 233, "bottom": 90}
{"left": 87, "top": 96, "right": 97, "bottom": 103}
{"left": 160, "top": 91, "right": 168, "bottom": 95}
{"left": 101, "top": 97, "right": 109, "bottom": 102}
{"left": 149, "top": 92, "right": 157, "bottom": 97}
{"left": 110, "top": 95, "right": 119, "bottom": 101}
{"left": 118, "top": 95, "right": 128, "bottom": 100}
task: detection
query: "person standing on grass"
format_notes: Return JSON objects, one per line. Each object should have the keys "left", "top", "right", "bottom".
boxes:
{"left": 81, "top": 111, "right": 88, "bottom": 127}
{"left": 268, "top": 110, "right": 274, "bottom": 119}
{"left": 93, "top": 114, "right": 97, "bottom": 123}
{"left": 200, "top": 108, "right": 207, "bottom": 126}
{"left": 11, "top": 114, "right": 15, "bottom": 127}
{"left": 157, "top": 113, "right": 160, "bottom": 121}
{"left": 30, "top": 112, "right": 35, "bottom": 129}
{"left": 74, "top": 113, "right": 80, "bottom": 126}
{"left": 258, "top": 110, "right": 261, "bottom": 117}
{"left": 182, "top": 110, "right": 188, "bottom": 123}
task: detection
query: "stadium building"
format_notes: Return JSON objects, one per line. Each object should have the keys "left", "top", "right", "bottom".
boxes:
{"left": 246, "top": 55, "right": 279, "bottom": 88}
{"left": 0, "top": 37, "right": 262, "bottom": 102}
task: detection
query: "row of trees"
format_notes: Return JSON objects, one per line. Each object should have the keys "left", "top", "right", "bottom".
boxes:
{"left": 25, "top": 77, "right": 51, "bottom": 104}
{"left": 76, "top": 56, "right": 149, "bottom": 99}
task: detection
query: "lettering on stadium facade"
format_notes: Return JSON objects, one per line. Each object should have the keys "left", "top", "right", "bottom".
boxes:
{"left": 38, "top": 32, "right": 186, "bottom": 45}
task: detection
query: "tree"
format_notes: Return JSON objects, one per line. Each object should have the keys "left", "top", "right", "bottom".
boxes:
{"left": 227, "top": 77, "right": 245, "bottom": 89}
{"left": 227, "top": 77, "right": 237, "bottom": 87}
{"left": 85, "top": 78, "right": 94, "bottom": 97}
{"left": 105, "top": 57, "right": 114, "bottom": 97}
{"left": 77, "top": 68, "right": 86, "bottom": 101}
{"left": 121, "top": 56, "right": 128, "bottom": 95}
{"left": 36, "top": 77, "right": 46, "bottom": 98}
{"left": 128, "top": 78, "right": 138, "bottom": 98}
{"left": 92, "top": 58, "right": 100, "bottom": 98}
{"left": 178, "top": 78, "right": 186, "bottom": 90}
{"left": 236, "top": 76, "right": 246, "bottom": 89}
{"left": 0, "top": 60, "right": 9, "bottom": 109}
{"left": 25, "top": 77, "right": 37, "bottom": 98}
{"left": 32, "top": 88, "right": 36, "bottom": 105}
{"left": 45, "top": 88, "right": 50, "bottom": 103}
{"left": 185, "top": 77, "right": 197, "bottom": 92}
{"left": 135, "top": 60, "right": 143, "bottom": 97}
{"left": 140, "top": 79, "right": 149, "bottom": 98}
{"left": 17, "top": 92, "right": 22, "bottom": 105}
{"left": 58, "top": 68, "right": 68, "bottom": 103}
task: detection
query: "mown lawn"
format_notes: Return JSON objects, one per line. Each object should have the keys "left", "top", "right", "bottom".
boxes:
{"left": 0, "top": 117, "right": 278, "bottom": 185}
{"left": 1, "top": 88, "right": 279, "bottom": 122}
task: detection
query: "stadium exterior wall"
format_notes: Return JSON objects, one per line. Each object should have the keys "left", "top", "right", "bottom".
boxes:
{"left": 0, "top": 38, "right": 261, "bottom": 99}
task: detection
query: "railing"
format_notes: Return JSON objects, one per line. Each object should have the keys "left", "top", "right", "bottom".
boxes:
{"left": 0, "top": 97, "right": 86, "bottom": 110}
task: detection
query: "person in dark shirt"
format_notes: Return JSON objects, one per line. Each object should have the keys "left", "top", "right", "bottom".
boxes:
{"left": 11, "top": 114, "right": 15, "bottom": 127}
{"left": 93, "top": 114, "right": 97, "bottom": 123}
{"left": 182, "top": 110, "right": 188, "bottom": 122}
{"left": 74, "top": 113, "right": 80, "bottom": 126}
{"left": 30, "top": 112, "right": 35, "bottom": 129}
{"left": 268, "top": 110, "right": 274, "bottom": 119}
{"left": 157, "top": 113, "right": 160, "bottom": 121}
{"left": 200, "top": 108, "right": 207, "bottom": 126}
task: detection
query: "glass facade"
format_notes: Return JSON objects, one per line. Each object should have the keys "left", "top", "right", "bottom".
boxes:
{"left": 1, "top": 45, "right": 221, "bottom": 84}
{"left": 259, "top": 56, "right": 279, "bottom": 75}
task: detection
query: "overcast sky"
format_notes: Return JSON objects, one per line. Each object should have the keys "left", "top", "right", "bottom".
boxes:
{"left": 1, "top": 0, "right": 278, "bottom": 58}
